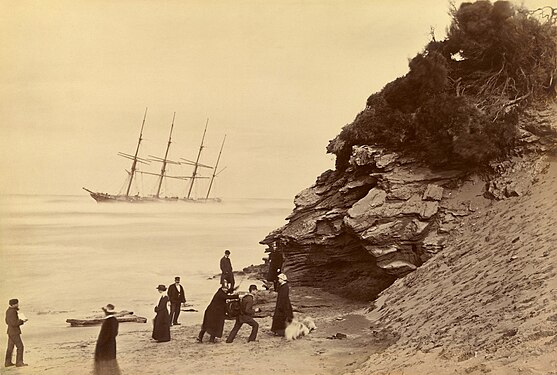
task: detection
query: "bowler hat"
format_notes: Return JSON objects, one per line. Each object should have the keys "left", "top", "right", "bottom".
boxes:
{"left": 156, "top": 284, "right": 167, "bottom": 291}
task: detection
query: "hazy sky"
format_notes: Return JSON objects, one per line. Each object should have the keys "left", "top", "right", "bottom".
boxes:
{"left": 0, "top": 0, "right": 552, "bottom": 199}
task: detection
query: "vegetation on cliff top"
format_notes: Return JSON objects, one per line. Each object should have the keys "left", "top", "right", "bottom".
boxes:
{"left": 329, "top": 1, "right": 557, "bottom": 170}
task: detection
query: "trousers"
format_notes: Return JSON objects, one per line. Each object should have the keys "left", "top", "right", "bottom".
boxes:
{"left": 169, "top": 302, "right": 181, "bottom": 324}
{"left": 5, "top": 333, "right": 24, "bottom": 365}
{"left": 226, "top": 315, "right": 258, "bottom": 343}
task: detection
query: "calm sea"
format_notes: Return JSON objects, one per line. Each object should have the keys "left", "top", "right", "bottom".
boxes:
{"left": 0, "top": 194, "right": 292, "bottom": 339}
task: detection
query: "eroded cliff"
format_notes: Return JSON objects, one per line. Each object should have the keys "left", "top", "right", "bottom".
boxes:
{"left": 261, "top": 105, "right": 557, "bottom": 301}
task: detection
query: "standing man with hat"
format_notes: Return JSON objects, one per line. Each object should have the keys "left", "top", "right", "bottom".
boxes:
{"left": 152, "top": 285, "right": 171, "bottom": 342}
{"left": 5, "top": 298, "right": 28, "bottom": 368}
{"left": 167, "top": 276, "right": 186, "bottom": 326}
{"left": 220, "top": 249, "right": 235, "bottom": 291}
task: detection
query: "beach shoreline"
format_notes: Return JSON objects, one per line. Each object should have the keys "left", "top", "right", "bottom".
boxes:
{"left": 7, "top": 283, "right": 381, "bottom": 375}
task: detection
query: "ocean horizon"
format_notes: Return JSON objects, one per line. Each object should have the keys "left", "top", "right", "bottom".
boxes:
{"left": 0, "top": 194, "right": 293, "bottom": 341}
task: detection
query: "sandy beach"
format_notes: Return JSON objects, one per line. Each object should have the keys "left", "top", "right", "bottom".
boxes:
{"left": 4, "top": 285, "right": 378, "bottom": 375}
{"left": 3, "top": 160, "right": 557, "bottom": 375}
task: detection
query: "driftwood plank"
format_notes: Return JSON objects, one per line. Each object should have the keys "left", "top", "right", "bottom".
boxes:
{"left": 66, "top": 311, "right": 147, "bottom": 327}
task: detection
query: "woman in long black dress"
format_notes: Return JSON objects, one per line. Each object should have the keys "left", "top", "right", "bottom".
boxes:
{"left": 152, "top": 284, "right": 171, "bottom": 342}
{"left": 94, "top": 304, "right": 121, "bottom": 375}
{"left": 197, "top": 284, "right": 229, "bottom": 343}
{"left": 271, "top": 273, "right": 293, "bottom": 336}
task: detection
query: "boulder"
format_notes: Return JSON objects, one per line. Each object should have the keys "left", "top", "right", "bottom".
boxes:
{"left": 349, "top": 145, "right": 383, "bottom": 167}
{"left": 422, "top": 184, "right": 444, "bottom": 201}
{"left": 377, "top": 259, "right": 417, "bottom": 275}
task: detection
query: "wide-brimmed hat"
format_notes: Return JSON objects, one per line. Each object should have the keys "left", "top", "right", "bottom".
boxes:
{"left": 277, "top": 273, "right": 287, "bottom": 281}
{"left": 102, "top": 304, "right": 116, "bottom": 313}
{"left": 156, "top": 284, "right": 167, "bottom": 291}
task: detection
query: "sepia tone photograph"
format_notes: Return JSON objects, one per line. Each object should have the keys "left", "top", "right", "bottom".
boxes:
{"left": 1, "top": 0, "right": 556, "bottom": 374}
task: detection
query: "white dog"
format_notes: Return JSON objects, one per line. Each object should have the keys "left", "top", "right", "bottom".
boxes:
{"left": 285, "top": 316, "right": 317, "bottom": 341}
{"left": 301, "top": 316, "right": 317, "bottom": 332}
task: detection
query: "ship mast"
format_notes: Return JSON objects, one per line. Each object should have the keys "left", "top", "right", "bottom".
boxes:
{"left": 155, "top": 112, "right": 176, "bottom": 198}
{"left": 125, "top": 107, "right": 148, "bottom": 197}
{"left": 205, "top": 134, "right": 226, "bottom": 200}
{"left": 186, "top": 118, "right": 209, "bottom": 199}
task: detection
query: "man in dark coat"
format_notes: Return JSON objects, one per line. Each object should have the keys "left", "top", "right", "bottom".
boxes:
{"left": 4, "top": 298, "right": 27, "bottom": 367}
{"left": 226, "top": 285, "right": 260, "bottom": 343}
{"left": 94, "top": 304, "right": 120, "bottom": 375}
{"left": 197, "top": 284, "right": 229, "bottom": 343}
{"left": 220, "top": 249, "right": 235, "bottom": 290}
{"left": 271, "top": 273, "right": 294, "bottom": 336}
{"left": 152, "top": 285, "right": 171, "bottom": 342}
{"left": 266, "top": 247, "right": 284, "bottom": 291}
{"left": 167, "top": 276, "right": 186, "bottom": 326}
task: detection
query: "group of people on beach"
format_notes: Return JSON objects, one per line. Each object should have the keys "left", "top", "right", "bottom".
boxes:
{"left": 4, "top": 247, "right": 288, "bottom": 373}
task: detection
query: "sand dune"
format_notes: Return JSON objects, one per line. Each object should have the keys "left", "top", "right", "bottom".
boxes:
{"left": 353, "top": 158, "right": 557, "bottom": 375}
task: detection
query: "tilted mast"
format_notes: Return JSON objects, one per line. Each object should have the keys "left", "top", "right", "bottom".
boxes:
{"left": 205, "top": 135, "right": 226, "bottom": 200}
{"left": 125, "top": 107, "right": 148, "bottom": 197}
{"left": 155, "top": 112, "right": 176, "bottom": 198}
{"left": 186, "top": 118, "right": 209, "bottom": 199}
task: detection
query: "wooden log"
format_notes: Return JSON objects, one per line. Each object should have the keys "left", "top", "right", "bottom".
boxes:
{"left": 66, "top": 311, "right": 147, "bottom": 327}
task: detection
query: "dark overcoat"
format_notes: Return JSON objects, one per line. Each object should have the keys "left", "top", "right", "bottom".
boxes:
{"left": 266, "top": 251, "right": 284, "bottom": 281}
{"left": 152, "top": 295, "right": 171, "bottom": 342}
{"left": 271, "top": 282, "right": 294, "bottom": 332}
{"left": 95, "top": 315, "right": 118, "bottom": 361}
{"left": 5, "top": 307, "right": 24, "bottom": 335}
{"left": 167, "top": 284, "right": 186, "bottom": 304}
{"left": 220, "top": 256, "right": 233, "bottom": 274}
{"left": 201, "top": 288, "right": 229, "bottom": 338}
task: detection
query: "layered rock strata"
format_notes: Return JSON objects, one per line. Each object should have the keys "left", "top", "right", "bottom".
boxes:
{"left": 261, "top": 105, "right": 556, "bottom": 301}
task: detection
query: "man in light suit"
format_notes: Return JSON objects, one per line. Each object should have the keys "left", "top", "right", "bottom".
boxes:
{"left": 167, "top": 276, "right": 186, "bottom": 326}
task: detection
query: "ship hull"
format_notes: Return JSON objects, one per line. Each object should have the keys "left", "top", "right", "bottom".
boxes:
{"left": 83, "top": 188, "right": 218, "bottom": 203}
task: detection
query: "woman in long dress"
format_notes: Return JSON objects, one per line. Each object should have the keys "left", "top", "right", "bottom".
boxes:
{"left": 152, "top": 284, "right": 171, "bottom": 342}
{"left": 94, "top": 304, "right": 121, "bottom": 375}
{"left": 197, "top": 284, "right": 229, "bottom": 343}
{"left": 271, "top": 273, "right": 293, "bottom": 336}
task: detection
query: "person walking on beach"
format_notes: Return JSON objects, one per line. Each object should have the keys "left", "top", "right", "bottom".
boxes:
{"left": 197, "top": 284, "right": 229, "bottom": 343}
{"left": 4, "top": 298, "right": 28, "bottom": 368}
{"left": 168, "top": 276, "right": 186, "bottom": 326}
{"left": 271, "top": 273, "right": 293, "bottom": 337}
{"left": 226, "top": 285, "right": 260, "bottom": 343}
{"left": 94, "top": 304, "right": 121, "bottom": 375}
{"left": 152, "top": 285, "right": 171, "bottom": 343}
{"left": 220, "top": 249, "right": 235, "bottom": 291}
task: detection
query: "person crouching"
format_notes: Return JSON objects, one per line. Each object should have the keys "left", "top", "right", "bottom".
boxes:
{"left": 226, "top": 285, "right": 260, "bottom": 343}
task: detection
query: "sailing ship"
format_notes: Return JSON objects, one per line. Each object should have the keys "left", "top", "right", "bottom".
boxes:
{"left": 83, "top": 108, "right": 226, "bottom": 203}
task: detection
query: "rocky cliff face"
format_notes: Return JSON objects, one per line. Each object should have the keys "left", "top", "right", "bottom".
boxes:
{"left": 261, "top": 105, "right": 557, "bottom": 301}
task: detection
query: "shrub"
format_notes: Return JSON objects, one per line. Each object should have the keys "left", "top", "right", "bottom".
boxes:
{"left": 328, "top": 1, "right": 556, "bottom": 171}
